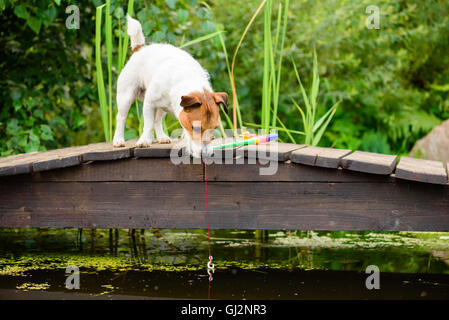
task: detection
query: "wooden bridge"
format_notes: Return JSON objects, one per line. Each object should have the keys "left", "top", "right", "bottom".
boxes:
{"left": 0, "top": 140, "right": 448, "bottom": 231}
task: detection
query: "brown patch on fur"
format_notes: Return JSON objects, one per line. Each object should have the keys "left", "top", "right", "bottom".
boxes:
{"left": 179, "top": 90, "right": 228, "bottom": 145}
{"left": 132, "top": 44, "right": 144, "bottom": 53}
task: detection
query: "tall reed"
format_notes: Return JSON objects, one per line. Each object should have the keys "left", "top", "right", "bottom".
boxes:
{"left": 235, "top": 0, "right": 337, "bottom": 146}
{"left": 95, "top": 0, "right": 134, "bottom": 142}
{"left": 227, "top": 0, "right": 291, "bottom": 138}
{"left": 229, "top": 0, "right": 267, "bottom": 135}
{"left": 95, "top": 4, "right": 109, "bottom": 141}
{"left": 291, "top": 49, "right": 340, "bottom": 146}
{"left": 261, "top": 0, "right": 290, "bottom": 134}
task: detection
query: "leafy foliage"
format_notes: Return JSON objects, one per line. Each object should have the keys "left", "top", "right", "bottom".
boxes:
{"left": 1, "top": 0, "right": 449, "bottom": 156}
{"left": 209, "top": 0, "right": 449, "bottom": 154}
{"left": 0, "top": 0, "right": 217, "bottom": 155}
{"left": 1, "top": 0, "right": 98, "bottom": 156}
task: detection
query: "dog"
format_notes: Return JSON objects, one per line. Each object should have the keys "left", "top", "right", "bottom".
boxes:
{"left": 112, "top": 15, "right": 228, "bottom": 158}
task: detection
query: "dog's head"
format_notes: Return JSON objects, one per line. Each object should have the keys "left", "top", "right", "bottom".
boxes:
{"left": 179, "top": 89, "right": 228, "bottom": 157}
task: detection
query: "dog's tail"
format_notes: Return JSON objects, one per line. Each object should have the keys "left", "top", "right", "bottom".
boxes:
{"left": 127, "top": 15, "right": 145, "bottom": 51}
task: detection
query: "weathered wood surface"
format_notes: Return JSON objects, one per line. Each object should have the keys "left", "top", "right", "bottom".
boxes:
{"left": 0, "top": 141, "right": 448, "bottom": 186}
{"left": 290, "top": 146, "right": 352, "bottom": 168}
{"left": 1, "top": 158, "right": 391, "bottom": 183}
{"left": 134, "top": 138, "right": 237, "bottom": 160}
{"left": 82, "top": 140, "right": 136, "bottom": 161}
{"left": 134, "top": 140, "right": 182, "bottom": 158}
{"left": 0, "top": 153, "right": 37, "bottom": 176}
{"left": 0, "top": 175, "right": 448, "bottom": 231}
{"left": 244, "top": 143, "right": 305, "bottom": 161}
{"left": 0, "top": 146, "right": 86, "bottom": 176}
{"left": 340, "top": 151, "right": 397, "bottom": 175}
{"left": 395, "top": 156, "right": 447, "bottom": 185}
{"left": 0, "top": 159, "right": 448, "bottom": 231}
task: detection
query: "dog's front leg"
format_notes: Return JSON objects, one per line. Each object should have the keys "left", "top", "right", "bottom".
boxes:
{"left": 136, "top": 96, "right": 156, "bottom": 148}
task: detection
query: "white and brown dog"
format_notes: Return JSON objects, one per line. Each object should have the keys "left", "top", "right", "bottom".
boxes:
{"left": 112, "top": 15, "right": 228, "bottom": 158}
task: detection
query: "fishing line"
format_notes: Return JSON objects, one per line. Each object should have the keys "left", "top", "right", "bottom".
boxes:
{"left": 205, "top": 161, "right": 214, "bottom": 299}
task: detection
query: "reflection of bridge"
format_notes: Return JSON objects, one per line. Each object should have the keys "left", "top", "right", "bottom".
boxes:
{"left": 0, "top": 140, "right": 448, "bottom": 231}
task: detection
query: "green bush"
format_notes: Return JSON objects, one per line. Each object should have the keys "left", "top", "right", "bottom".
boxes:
{"left": 1, "top": 0, "right": 448, "bottom": 156}
{"left": 0, "top": 0, "right": 217, "bottom": 155}
{"left": 0, "top": 0, "right": 98, "bottom": 156}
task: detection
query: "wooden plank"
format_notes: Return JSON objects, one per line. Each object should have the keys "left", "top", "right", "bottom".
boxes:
{"left": 0, "top": 151, "right": 40, "bottom": 164}
{"left": 0, "top": 161, "right": 31, "bottom": 176}
{"left": 0, "top": 140, "right": 137, "bottom": 176}
{"left": 0, "top": 151, "right": 45, "bottom": 176}
{"left": 340, "top": 151, "right": 397, "bottom": 175}
{"left": 0, "top": 141, "right": 136, "bottom": 176}
{"left": 290, "top": 146, "right": 352, "bottom": 168}
{"left": 0, "top": 147, "right": 85, "bottom": 176}
{"left": 134, "top": 138, "right": 239, "bottom": 161}
{"left": 0, "top": 159, "right": 393, "bottom": 183}
{"left": 395, "top": 157, "right": 448, "bottom": 185}
{"left": 81, "top": 140, "right": 136, "bottom": 161}
{"left": 31, "top": 145, "right": 92, "bottom": 173}
{"left": 134, "top": 140, "right": 184, "bottom": 158}
{"left": 0, "top": 180, "right": 447, "bottom": 230}
{"left": 25, "top": 158, "right": 204, "bottom": 182}
{"left": 244, "top": 143, "right": 305, "bottom": 162}
{"left": 204, "top": 161, "right": 393, "bottom": 183}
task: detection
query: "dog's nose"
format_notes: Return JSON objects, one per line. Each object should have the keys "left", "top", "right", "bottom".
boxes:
{"left": 202, "top": 144, "right": 213, "bottom": 157}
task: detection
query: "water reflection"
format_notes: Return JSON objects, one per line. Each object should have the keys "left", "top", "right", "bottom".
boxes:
{"left": 0, "top": 228, "right": 448, "bottom": 299}
{"left": 2, "top": 228, "right": 447, "bottom": 273}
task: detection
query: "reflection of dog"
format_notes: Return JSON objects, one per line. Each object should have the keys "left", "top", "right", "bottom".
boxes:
{"left": 112, "top": 16, "right": 228, "bottom": 158}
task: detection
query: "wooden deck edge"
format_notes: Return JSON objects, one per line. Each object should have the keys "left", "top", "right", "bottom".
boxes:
{"left": 0, "top": 179, "right": 448, "bottom": 230}
{"left": 0, "top": 142, "right": 448, "bottom": 185}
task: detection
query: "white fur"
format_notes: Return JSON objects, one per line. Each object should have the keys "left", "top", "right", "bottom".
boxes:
{"left": 113, "top": 16, "right": 213, "bottom": 157}
{"left": 127, "top": 15, "right": 145, "bottom": 51}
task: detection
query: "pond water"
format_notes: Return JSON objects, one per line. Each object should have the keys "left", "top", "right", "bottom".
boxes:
{"left": 0, "top": 229, "right": 448, "bottom": 299}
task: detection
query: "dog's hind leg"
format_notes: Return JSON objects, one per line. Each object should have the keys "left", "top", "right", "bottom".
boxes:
{"left": 113, "top": 88, "right": 135, "bottom": 147}
{"left": 136, "top": 91, "right": 156, "bottom": 148}
{"left": 154, "top": 109, "right": 171, "bottom": 144}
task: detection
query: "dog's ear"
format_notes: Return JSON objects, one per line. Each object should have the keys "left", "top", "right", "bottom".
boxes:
{"left": 180, "top": 94, "right": 202, "bottom": 108}
{"left": 214, "top": 92, "right": 228, "bottom": 113}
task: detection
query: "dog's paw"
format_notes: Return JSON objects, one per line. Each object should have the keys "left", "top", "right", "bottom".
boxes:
{"left": 156, "top": 137, "right": 172, "bottom": 144}
{"left": 113, "top": 138, "right": 126, "bottom": 148}
{"left": 136, "top": 137, "right": 153, "bottom": 148}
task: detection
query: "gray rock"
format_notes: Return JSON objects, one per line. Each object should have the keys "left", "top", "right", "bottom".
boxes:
{"left": 410, "top": 119, "right": 449, "bottom": 162}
